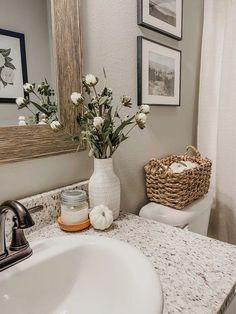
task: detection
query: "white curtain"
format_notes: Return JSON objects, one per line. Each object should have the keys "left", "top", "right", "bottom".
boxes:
{"left": 198, "top": 0, "right": 236, "bottom": 244}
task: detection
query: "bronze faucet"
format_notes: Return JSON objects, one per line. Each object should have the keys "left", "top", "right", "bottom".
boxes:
{"left": 0, "top": 200, "right": 35, "bottom": 272}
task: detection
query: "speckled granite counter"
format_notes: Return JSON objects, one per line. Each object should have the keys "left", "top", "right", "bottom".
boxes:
{"left": 27, "top": 213, "right": 236, "bottom": 314}
{"left": 5, "top": 181, "right": 236, "bottom": 314}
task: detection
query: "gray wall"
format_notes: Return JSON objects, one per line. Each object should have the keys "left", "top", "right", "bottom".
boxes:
{"left": 0, "top": 0, "right": 203, "bottom": 215}
{"left": 81, "top": 0, "right": 204, "bottom": 213}
{"left": 0, "top": 0, "right": 52, "bottom": 126}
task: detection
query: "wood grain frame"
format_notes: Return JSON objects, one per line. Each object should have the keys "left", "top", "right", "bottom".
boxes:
{"left": 0, "top": 0, "right": 83, "bottom": 164}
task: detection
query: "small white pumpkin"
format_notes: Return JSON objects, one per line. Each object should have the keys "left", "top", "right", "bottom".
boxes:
{"left": 89, "top": 205, "right": 113, "bottom": 230}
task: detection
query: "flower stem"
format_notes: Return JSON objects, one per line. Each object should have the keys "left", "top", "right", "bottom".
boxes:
{"left": 92, "top": 86, "right": 99, "bottom": 102}
{"left": 25, "top": 106, "right": 36, "bottom": 117}
{"left": 125, "top": 123, "right": 137, "bottom": 137}
{"left": 32, "top": 90, "right": 42, "bottom": 102}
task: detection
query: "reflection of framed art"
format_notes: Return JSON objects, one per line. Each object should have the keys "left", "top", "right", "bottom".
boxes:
{"left": 0, "top": 29, "right": 28, "bottom": 103}
{"left": 137, "top": 36, "right": 181, "bottom": 106}
{"left": 138, "top": 0, "right": 183, "bottom": 40}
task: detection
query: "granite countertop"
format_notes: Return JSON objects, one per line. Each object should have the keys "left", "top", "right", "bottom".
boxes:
{"left": 27, "top": 212, "right": 236, "bottom": 314}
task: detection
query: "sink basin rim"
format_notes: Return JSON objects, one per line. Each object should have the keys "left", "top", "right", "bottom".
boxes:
{"left": 0, "top": 235, "right": 163, "bottom": 314}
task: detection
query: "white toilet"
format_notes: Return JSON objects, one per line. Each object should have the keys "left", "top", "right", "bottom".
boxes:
{"left": 139, "top": 193, "right": 213, "bottom": 236}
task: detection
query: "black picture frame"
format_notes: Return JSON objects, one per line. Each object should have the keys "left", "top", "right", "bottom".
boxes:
{"left": 0, "top": 28, "right": 28, "bottom": 104}
{"left": 137, "top": 0, "right": 183, "bottom": 41}
{"left": 137, "top": 36, "right": 182, "bottom": 107}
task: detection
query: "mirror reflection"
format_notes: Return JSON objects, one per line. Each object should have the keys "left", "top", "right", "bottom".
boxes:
{"left": 0, "top": 0, "right": 56, "bottom": 126}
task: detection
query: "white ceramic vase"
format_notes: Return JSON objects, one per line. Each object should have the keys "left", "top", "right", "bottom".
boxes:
{"left": 88, "top": 158, "right": 121, "bottom": 220}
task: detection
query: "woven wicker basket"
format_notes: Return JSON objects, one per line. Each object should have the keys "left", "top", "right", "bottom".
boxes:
{"left": 144, "top": 145, "right": 212, "bottom": 210}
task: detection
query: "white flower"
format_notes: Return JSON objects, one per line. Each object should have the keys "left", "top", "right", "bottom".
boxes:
{"left": 140, "top": 104, "right": 150, "bottom": 114}
{"left": 39, "top": 113, "right": 47, "bottom": 124}
{"left": 107, "top": 88, "right": 112, "bottom": 95}
{"left": 16, "top": 97, "right": 27, "bottom": 106}
{"left": 136, "top": 112, "right": 147, "bottom": 123}
{"left": 1, "top": 67, "right": 14, "bottom": 84}
{"left": 136, "top": 112, "right": 147, "bottom": 129}
{"left": 70, "top": 92, "right": 84, "bottom": 105}
{"left": 23, "top": 83, "right": 34, "bottom": 93}
{"left": 85, "top": 74, "right": 97, "bottom": 86}
{"left": 0, "top": 54, "right": 5, "bottom": 67}
{"left": 50, "top": 120, "right": 63, "bottom": 131}
{"left": 93, "top": 116, "right": 104, "bottom": 128}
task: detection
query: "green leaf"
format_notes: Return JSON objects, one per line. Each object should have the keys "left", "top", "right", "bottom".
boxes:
{"left": 99, "top": 96, "right": 108, "bottom": 106}
{"left": 107, "top": 137, "right": 114, "bottom": 155}
{"left": 84, "top": 111, "right": 95, "bottom": 119}
{"left": 112, "top": 116, "right": 134, "bottom": 141}
{"left": 30, "top": 101, "right": 49, "bottom": 115}
{"left": 102, "top": 108, "right": 113, "bottom": 135}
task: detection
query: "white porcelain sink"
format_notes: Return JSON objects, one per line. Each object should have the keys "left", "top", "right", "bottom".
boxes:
{"left": 0, "top": 236, "right": 163, "bottom": 314}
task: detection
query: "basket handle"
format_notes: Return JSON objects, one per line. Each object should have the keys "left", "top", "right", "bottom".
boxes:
{"left": 185, "top": 145, "right": 201, "bottom": 157}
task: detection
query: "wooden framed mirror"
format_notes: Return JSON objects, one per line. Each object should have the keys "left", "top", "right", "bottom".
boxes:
{"left": 0, "top": 0, "right": 82, "bottom": 164}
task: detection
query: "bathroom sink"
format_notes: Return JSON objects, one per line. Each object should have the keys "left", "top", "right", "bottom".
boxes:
{"left": 0, "top": 235, "right": 163, "bottom": 314}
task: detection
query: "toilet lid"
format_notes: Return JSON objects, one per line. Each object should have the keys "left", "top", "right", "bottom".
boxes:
{"left": 139, "top": 194, "right": 213, "bottom": 227}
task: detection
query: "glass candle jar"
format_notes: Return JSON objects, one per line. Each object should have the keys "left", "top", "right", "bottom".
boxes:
{"left": 61, "top": 190, "right": 89, "bottom": 225}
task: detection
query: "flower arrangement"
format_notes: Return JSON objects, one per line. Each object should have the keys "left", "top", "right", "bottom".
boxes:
{"left": 67, "top": 72, "right": 150, "bottom": 159}
{"left": 16, "top": 79, "right": 57, "bottom": 125}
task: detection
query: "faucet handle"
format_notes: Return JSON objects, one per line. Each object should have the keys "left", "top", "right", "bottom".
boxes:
{"left": 10, "top": 216, "right": 29, "bottom": 251}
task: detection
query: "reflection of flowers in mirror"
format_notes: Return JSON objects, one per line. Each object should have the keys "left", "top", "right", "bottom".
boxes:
{"left": 85, "top": 74, "right": 98, "bottom": 86}
{"left": 16, "top": 97, "right": 28, "bottom": 107}
{"left": 16, "top": 78, "right": 58, "bottom": 125}
{"left": 23, "top": 83, "right": 34, "bottom": 93}
{"left": 70, "top": 92, "right": 84, "bottom": 105}
{"left": 18, "top": 116, "right": 26, "bottom": 126}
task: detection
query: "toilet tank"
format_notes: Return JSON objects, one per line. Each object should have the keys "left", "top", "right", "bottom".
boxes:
{"left": 186, "top": 204, "right": 212, "bottom": 236}
{"left": 187, "top": 193, "right": 213, "bottom": 236}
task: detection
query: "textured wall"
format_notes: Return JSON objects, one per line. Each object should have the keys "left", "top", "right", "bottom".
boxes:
{"left": 0, "top": 0, "right": 203, "bottom": 214}
{"left": 81, "top": 0, "right": 204, "bottom": 213}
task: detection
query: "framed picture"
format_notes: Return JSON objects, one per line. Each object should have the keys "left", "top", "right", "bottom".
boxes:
{"left": 0, "top": 29, "right": 28, "bottom": 103}
{"left": 138, "top": 0, "right": 183, "bottom": 40}
{"left": 137, "top": 36, "right": 181, "bottom": 106}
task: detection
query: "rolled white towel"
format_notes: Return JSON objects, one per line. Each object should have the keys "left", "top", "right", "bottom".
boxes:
{"left": 168, "top": 161, "right": 198, "bottom": 173}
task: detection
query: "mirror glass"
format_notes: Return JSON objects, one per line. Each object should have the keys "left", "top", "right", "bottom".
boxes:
{"left": 0, "top": 0, "right": 56, "bottom": 126}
